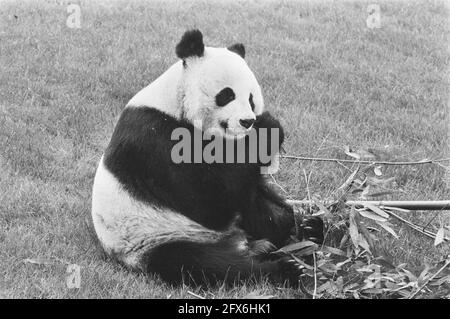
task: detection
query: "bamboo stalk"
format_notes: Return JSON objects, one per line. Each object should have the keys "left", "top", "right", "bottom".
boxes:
{"left": 281, "top": 155, "right": 450, "bottom": 166}
{"left": 407, "top": 258, "right": 450, "bottom": 299}
{"left": 287, "top": 200, "right": 450, "bottom": 211}
{"left": 383, "top": 208, "right": 450, "bottom": 242}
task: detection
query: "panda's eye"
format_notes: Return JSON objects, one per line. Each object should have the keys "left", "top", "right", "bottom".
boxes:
{"left": 249, "top": 93, "right": 255, "bottom": 111}
{"left": 215, "top": 87, "right": 235, "bottom": 107}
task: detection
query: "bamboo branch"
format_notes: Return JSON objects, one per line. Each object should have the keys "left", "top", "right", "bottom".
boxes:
{"left": 312, "top": 252, "right": 317, "bottom": 300}
{"left": 407, "top": 258, "right": 450, "bottom": 299}
{"left": 289, "top": 200, "right": 450, "bottom": 241}
{"left": 383, "top": 208, "right": 450, "bottom": 242}
{"left": 287, "top": 200, "right": 450, "bottom": 211}
{"left": 281, "top": 155, "right": 450, "bottom": 166}
{"left": 187, "top": 291, "right": 205, "bottom": 299}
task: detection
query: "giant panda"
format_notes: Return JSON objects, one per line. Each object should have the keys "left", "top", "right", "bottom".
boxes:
{"left": 91, "top": 29, "right": 323, "bottom": 286}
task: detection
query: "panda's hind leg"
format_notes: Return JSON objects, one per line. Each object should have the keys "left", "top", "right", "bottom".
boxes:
{"left": 142, "top": 233, "right": 300, "bottom": 286}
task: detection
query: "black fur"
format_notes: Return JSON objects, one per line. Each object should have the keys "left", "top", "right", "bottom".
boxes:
{"left": 249, "top": 93, "right": 255, "bottom": 111}
{"left": 143, "top": 230, "right": 296, "bottom": 286}
{"left": 215, "top": 87, "right": 236, "bottom": 107}
{"left": 175, "top": 29, "right": 205, "bottom": 60}
{"left": 228, "top": 43, "right": 245, "bottom": 59}
{"left": 103, "top": 106, "right": 315, "bottom": 285}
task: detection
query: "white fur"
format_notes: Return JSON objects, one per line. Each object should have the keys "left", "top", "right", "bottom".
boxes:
{"left": 127, "top": 61, "right": 184, "bottom": 118}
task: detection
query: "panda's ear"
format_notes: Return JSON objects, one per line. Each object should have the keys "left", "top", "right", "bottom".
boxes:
{"left": 227, "top": 43, "right": 245, "bottom": 59}
{"left": 176, "top": 29, "right": 205, "bottom": 60}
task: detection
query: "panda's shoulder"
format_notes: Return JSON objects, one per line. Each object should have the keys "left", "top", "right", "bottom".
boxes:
{"left": 102, "top": 106, "right": 190, "bottom": 203}
{"left": 107, "top": 106, "right": 185, "bottom": 143}
{"left": 103, "top": 106, "right": 185, "bottom": 175}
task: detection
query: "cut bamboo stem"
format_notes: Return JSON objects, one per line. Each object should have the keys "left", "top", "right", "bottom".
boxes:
{"left": 281, "top": 155, "right": 450, "bottom": 166}
{"left": 287, "top": 200, "right": 450, "bottom": 211}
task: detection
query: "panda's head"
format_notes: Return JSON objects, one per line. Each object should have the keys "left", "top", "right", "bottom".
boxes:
{"left": 176, "top": 30, "right": 264, "bottom": 139}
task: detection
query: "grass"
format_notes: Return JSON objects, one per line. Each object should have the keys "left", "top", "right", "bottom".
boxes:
{"left": 0, "top": 0, "right": 449, "bottom": 298}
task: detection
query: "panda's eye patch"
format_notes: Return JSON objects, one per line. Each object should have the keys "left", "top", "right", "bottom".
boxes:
{"left": 215, "top": 87, "right": 235, "bottom": 107}
{"left": 249, "top": 93, "right": 255, "bottom": 111}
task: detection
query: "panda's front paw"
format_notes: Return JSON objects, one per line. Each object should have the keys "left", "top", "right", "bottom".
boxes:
{"left": 299, "top": 216, "right": 324, "bottom": 244}
{"left": 254, "top": 112, "right": 285, "bottom": 157}
{"left": 255, "top": 111, "right": 282, "bottom": 130}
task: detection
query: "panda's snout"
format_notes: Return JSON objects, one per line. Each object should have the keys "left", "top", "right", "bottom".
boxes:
{"left": 239, "top": 118, "right": 255, "bottom": 129}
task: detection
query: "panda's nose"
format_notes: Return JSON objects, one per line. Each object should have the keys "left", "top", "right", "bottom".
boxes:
{"left": 239, "top": 118, "right": 255, "bottom": 129}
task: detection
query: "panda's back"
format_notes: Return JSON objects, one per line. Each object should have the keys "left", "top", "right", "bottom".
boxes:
{"left": 127, "top": 61, "right": 183, "bottom": 116}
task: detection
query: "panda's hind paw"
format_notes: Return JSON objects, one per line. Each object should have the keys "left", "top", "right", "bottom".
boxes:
{"left": 299, "top": 216, "right": 324, "bottom": 245}
{"left": 249, "top": 239, "right": 277, "bottom": 258}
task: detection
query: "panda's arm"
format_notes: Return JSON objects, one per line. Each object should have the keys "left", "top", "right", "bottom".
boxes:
{"left": 239, "top": 180, "right": 295, "bottom": 247}
{"left": 241, "top": 113, "right": 324, "bottom": 246}
{"left": 236, "top": 111, "right": 295, "bottom": 246}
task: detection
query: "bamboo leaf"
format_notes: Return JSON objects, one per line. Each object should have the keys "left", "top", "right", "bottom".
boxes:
{"left": 358, "top": 209, "right": 388, "bottom": 222}
{"left": 375, "top": 221, "right": 399, "bottom": 239}
{"left": 23, "top": 258, "right": 53, "bottom": 265}
{"left": 429, "top": 275, "right": 450, "bottom": 286}
{"left": 276, "top": 240, "right": 317, "bottom": 253}
{"left": 356, "top": 217, "right": 376, "bottom": 251}
{"left": 319, "top": 262, "right": 338, "bottom": 274}
{"left": 434, "top": 227, "right": 445, "bottom": 246}
{"left": 417, "top": 266, "right": 430, "bottom": 286}
{"left": 290, "top": 254, "right": 314, "bottom": 270}
{"left": 357, "top": 148, "right": 376, "bottom": 160}
{"left": 317, "top": 282, "right": 332, "bottom": 294}
{"left": 359, "top": 185, "right": 371, "bottom": 200}
{"left": 366, "top": 176, "right": 396, "bottom": 187}
{"left": 321, "top": 245, "right": 347, "bottom": 257}
{"left": 312, "top": 200, "right": 331, "bottom": 218}
{"left": 374, "top": 166, "right": 382, "bottom": 176}
{"left": 295, "top": 245, "right": 319, "bottom": 256}
{"left": 362, "top": 288, "right": 384, "bottom": 294}
{"left": 336, "top": 259, "right": 352, "bottom": 269}
{"left": 349, "top": 211, "right": 359, "bottom": 249}
{"left": 311, "top": 210, "right": 325, "bottom": 217}
{"left": 358, "top": 235, "right": 371, "bottom": 253}
{"left": 400, "top": 268, "right": 417, "bottom": 282}
{"left": 344, "top": 145, "right": 361, "bottom": 160}
{"left": 337, "top": 167, "right": 360, "bottom": 193}
{"left": 364, "top": 204, "right": 390, "bottom": 219}
{"left": 365, "top": 190, "right": 394, "bottom": 198}
{"left": 245, "top": 292, "right": 275, "bottom": 299}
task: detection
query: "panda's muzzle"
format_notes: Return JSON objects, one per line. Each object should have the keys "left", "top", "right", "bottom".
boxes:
{"left": 239, "top": 118, "right": 255, "bottom": 129}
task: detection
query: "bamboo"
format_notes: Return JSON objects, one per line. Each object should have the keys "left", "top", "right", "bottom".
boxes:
{"left": 281, "top": 155, "right": 450, "bottom": 166}
{"left": 286, "top": 200, "right": 450, "bottom": 210}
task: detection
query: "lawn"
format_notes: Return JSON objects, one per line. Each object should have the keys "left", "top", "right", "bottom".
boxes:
{"left": 0, "top": 0, "right": 448, "bottom": 298}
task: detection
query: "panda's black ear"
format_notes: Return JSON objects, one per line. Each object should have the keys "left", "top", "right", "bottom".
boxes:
{"left": 227, "top": 43, "right": 245, "bottom": 59}
{"left": 176, "top": 29, "right": 205, "bottom": 60}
